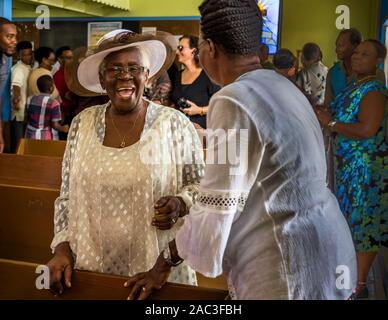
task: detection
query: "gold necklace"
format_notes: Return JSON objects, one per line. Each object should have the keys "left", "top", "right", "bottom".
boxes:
{"left": 356, "top": 74, "right": 376, "bottom": 86}
{"left": 109, "top": 105, "right": 143, "bottom": 148}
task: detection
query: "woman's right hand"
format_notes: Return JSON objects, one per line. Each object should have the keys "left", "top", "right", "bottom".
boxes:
{"left": 46, "top": 242, "right": 74, "bottom": 296}
{"left": 153, "top": 196, "right": 187, "bottom": 230}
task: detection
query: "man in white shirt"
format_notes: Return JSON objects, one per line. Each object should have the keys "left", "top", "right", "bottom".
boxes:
{"left": 11, "top": 41, "right": 33, "bottom": 152}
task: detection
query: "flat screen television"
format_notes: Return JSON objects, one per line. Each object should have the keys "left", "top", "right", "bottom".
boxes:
{"left": 258, "top": 0, "right": 281, "bottom": 55}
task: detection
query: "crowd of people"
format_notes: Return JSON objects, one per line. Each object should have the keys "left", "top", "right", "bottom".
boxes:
{"left": 0, "top": 21, "right": 220, "bottom": 153}
{"left": 0, "top": 0, "right": 387, "bottom": 300}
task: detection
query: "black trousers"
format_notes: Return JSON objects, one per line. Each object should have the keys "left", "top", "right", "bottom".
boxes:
{"left": 10, "top": 120, "right": 25, "bottom": 153}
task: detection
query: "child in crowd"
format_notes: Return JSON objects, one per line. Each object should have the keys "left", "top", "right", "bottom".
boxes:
{"left": 273, "top": 48, "right": 297, "bottom": 81}
{"left": 25, "top": 75, "right": 69, "bottom": 140}
{"left": 297, "top": 43, "right": 328, "bottom": 106}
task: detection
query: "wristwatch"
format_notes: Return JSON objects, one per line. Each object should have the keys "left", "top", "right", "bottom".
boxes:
{"left": 327, "top": 120, "right": 337, "bottom": 131}
{"left": 162, "top": 246, "right": 183, "bottom": 267}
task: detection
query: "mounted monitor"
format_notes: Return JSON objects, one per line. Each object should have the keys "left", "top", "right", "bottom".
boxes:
{"left": 258, "top": 0, "right": 281, "bottom": 55}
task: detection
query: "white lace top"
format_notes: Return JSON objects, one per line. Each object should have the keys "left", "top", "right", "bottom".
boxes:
{"left": 51, "top": 101, "right": 204, "bottom": 285}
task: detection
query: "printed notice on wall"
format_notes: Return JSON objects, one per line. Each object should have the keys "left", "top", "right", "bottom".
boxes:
{"left": 88, "top": 22, "right": 123, "bottom": 48}
{"left": 141, "top": 27, "right": 157, "bottom": 35}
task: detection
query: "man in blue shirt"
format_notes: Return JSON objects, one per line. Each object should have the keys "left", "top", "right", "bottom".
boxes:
{"left": 0, "top": 17, "right": 17, "bottom": 153}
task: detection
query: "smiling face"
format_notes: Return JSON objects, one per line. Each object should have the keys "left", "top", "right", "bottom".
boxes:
{"left": 351, "top": 41, "right": 381, "bottom": 77}
{"left": 0, "top": 23, "right": 17, "bottom": 57}
{"left": 99, "top": 47, "right": 149, "bottom": 113}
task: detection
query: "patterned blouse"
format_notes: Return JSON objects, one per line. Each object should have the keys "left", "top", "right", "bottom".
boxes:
{"left": 51, "top": 100, "right": 205, "bottom": 285}
{"left": 296, "top": 61, "right": 328, "bottom": 106}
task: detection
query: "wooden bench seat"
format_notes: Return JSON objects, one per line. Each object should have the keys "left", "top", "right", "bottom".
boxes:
{"left": 0, "top": 153, "right": 228, "bottom": 291}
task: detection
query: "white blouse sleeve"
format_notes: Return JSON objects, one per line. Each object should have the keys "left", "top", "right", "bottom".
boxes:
{"left": 50, "top": 115, "right": 81, "bottom": 252}
{"left": 175, "top": 95, "right": 262, "bottom": 277}
{"left": 173, "top": 112, "right": 205, "bottom": 210}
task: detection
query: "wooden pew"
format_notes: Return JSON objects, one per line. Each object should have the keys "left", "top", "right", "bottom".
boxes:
{"left": 0, "top": 154, "right": 61, "bottom": 262}
{"left": 0, "top": 153, "right": 62, "bottom": 190}
{"left": 17, "top": 138, "right": 66, "bottom": 158}
{"left": 0, "top": 259, "right": 228, "bottom": 300}
{"left": 0, "top": 153, "right": 228, "bottom": 290}
{"left": 0, "top": 185, "right": 56, "bottom": 262}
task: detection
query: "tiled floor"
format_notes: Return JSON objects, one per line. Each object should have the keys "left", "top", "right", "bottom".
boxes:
{"left": 368, "top": 247, "right": 388, "bottom": 300}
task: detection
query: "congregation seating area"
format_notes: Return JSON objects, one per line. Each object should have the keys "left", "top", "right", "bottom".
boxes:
{"left": 0, "top": 139, "right": 228, "bottom": 300}
{"left": 1, "top": 139, "right": 388, "bottom": 299}
{"left": 0, "top": 0, "right": 387, "bottom": 302}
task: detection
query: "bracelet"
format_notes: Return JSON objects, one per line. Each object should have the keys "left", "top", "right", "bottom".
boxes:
{"left": 176, "top": 197, "right": 188, "bottom": 217}
{"left": 162, "top": 244, "right": 183, "bottom": 267}
{"left": 200, "top": 107, "right": 205, "bottom": 116}
{"left": 327, "top": 120, "right": 337, "bottom": 132}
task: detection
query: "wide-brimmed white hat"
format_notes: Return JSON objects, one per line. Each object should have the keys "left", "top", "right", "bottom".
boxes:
{"left": 78, "top": 29, "right": 168, "bottom": 94}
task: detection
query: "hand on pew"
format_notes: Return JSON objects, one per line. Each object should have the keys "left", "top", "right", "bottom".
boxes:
{"left": 124, "top": 254, "right": 171, "bottom": 300}
{"left": 0, "top": 259, "right": 228, "bottom": 300}
{"left": 46, "top": 242, "right": 74, "bottom": 296}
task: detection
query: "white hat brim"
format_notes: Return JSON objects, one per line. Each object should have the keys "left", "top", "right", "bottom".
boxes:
{"left": 77, "top": 40, "right": 166, "bottom": 94}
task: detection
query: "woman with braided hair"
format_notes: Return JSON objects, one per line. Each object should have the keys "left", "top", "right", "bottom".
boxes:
{"left": 126, "top": 0, "right": 357, "bottom": 300}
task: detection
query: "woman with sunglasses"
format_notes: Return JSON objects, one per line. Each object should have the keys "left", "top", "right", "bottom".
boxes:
{"left": 172, "top": 35, "right": 220, "bottom": 129}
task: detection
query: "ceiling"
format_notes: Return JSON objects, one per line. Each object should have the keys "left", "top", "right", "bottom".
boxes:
{"left": 13, "top": 0, "right": 130, "bottom": 18}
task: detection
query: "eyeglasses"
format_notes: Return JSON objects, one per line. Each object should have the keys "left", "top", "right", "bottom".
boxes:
{"left": 177, "top": 45, "right": 188, "bottom": 52}
{"left": 105, "top": 65, "right": 146, "bottom": 77}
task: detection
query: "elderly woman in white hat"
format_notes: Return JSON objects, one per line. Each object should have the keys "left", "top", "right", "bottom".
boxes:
{"left": 46, "top": 30, "right": 204, "bottom": 295}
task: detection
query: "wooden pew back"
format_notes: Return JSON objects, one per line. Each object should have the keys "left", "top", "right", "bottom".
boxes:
{"left": 0, "top": 185, "right": 57, "bottom": 262}
{"left": 0, "top": 154, "right": 61, "bottom": 262}
{"left": 17, "top": 138, "right": 66, "bottom": 158}
{"left": 0, "top": 154, "right": 62, "bottom": 190}
{"left": 0, "top": 153, "right": 228, "bottom": 290}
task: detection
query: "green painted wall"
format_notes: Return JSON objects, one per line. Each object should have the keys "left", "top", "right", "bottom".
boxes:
{"left": 13, "top": 0, "right": 204, "bottom": 18}
{"left": 117, "top": 0, "right": 202, "bottom": 17}
{"left": 120, "top": 0, "right": 380, "bottom": 67}
{"left": 13, "top": 0, "right": 380, "bottom": 67}
{"left": 281, "top": 0, "right": 380, "bottom": 67}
